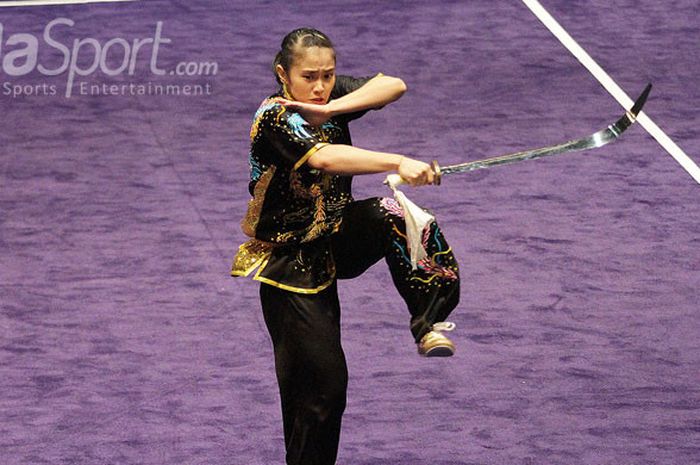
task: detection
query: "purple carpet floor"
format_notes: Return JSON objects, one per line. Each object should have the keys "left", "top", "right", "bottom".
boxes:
{"left": 1, "top": 1, "right": 699, "bottom": 464}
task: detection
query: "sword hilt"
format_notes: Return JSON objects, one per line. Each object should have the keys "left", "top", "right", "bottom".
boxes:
{"left": 384, "top": 160, "right": 442, "bottom": 188}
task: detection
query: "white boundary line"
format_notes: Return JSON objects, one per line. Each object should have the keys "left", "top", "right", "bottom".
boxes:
{"left": 0, "top": 0, "right": 137, "bottom": 6}
{"left": 522, "top": 0, "right": 700, "bottom": 184}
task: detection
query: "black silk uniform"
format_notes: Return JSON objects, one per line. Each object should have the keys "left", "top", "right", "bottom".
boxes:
{"left": 231, "top": 75, "right": 460, "bottom": 465}
{"left": 233, "top": 75, "right": 377, "bottom": 293}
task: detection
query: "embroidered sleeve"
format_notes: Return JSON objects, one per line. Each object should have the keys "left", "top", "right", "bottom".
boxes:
{"left": 258, "top": 101, "right": 326, "bottom": 170}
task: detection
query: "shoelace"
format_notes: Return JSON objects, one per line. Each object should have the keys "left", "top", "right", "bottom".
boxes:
{"left": 431, "top": 321, "right": 456, "bottom": 332}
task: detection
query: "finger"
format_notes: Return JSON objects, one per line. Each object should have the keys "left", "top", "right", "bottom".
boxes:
{"left": 417, "top": 170, "right": 426, "bottom": 183}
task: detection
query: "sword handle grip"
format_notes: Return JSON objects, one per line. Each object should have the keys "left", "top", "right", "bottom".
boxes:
{"left": 383, "top": 160, "right": 442, "bottom": 187}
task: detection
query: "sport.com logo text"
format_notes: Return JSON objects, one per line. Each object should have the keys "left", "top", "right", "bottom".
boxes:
{"left": 0, "top": 18, "right": 218, "bottom": 97}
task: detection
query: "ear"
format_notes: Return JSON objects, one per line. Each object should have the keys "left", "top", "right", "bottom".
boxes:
{"left": 275, "top": 64, "right": 288, "bottom": 84}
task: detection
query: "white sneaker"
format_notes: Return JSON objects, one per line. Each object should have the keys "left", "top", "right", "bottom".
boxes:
{"left": 417, "top": 322, "right": 456, "bottom": 357}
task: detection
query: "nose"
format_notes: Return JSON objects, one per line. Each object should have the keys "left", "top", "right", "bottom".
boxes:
{"left": 313, "top": 79, "right": 325, "bottom": 94}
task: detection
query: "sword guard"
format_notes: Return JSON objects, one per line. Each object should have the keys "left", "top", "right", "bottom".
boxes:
{"left": 431, "top": 160, "right": 442, "bottom": 186}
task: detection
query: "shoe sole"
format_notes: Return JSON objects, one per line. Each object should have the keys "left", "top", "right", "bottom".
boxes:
{"left": 422, "top": 345, "right": 455, "bottom": 357}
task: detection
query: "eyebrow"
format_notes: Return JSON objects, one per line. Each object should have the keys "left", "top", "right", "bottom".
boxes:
{"left": 301, "top": 68, "right": 335, "bottom": 73}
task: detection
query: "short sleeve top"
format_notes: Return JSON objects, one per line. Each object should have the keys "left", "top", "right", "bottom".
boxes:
{"left": 242, "top": 74, "right": 377, "bottom": 245}
{"left": 232, "top": 74, "right": 380, "bottom": 293}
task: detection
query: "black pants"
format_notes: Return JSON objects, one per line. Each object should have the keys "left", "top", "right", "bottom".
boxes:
{"left": 260, "top": 197, "right": 460, "bottom": 465}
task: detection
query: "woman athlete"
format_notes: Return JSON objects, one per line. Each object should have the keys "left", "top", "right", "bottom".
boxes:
{"left": 232, "top": 27, "right": 460, "bottom": 465}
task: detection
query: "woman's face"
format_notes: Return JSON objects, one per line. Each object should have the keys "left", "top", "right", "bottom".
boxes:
{"left": 278, "top": 46, "right": 336, "bottom": 105}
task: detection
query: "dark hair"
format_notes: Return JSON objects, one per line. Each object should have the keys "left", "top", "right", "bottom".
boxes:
{"left": 272, "top": 28, "right": 335, "bottom": 85}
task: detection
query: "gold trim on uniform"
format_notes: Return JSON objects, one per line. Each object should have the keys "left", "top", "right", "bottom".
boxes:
{"left": 254, "top": 258, "right": 334, "bottom": 294}
{"left": 232, "top": 243, "right": 335, "bottom": 294}
{"left": 231, "top": 239, "right": 274, "bottom": 276}
{"left": 254, "top": 276, "right": 334, "bottom": 294}
{"left": 282, "top": 83, "right": 292, "bottom": 100}
{"left": 241, "top": 166, "right": 276, "bottom": 237}
{"left": 293, "top": 142, "right": 330, "bottom": 171}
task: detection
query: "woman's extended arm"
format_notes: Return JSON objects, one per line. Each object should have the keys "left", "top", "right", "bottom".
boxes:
{"left": 307, "top": 144, "right": 435, "bottom": 186}
{"left": 279, "top": 74, "right": 406, "bottom": 126}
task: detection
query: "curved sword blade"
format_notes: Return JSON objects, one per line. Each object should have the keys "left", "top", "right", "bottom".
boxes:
{"left": 439, "top": 83, "right": 652, "bottom": 178}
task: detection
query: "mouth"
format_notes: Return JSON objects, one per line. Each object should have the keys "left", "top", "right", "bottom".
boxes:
{"left": 309, "top": 98, "right": 325, "bottom": 104}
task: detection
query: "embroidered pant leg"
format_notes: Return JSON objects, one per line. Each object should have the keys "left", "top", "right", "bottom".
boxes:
{"left": 331, "top": 197, "right": 460, "bottom": 342}
{"left": 260, "top": 281, "right": 347, "bottom": 465}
